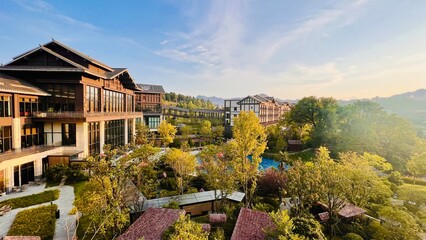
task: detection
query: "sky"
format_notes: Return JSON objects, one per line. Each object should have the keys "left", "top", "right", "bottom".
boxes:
{"left": 0, "top": 0, "right": 425, "bottom": 100}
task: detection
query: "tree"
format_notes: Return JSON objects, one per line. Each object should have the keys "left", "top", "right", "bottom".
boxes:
{"left": 198, "top": 145, "right": 236, "bottom": 211}
{"left": 163, "top": 215, "right": 209, "bottom": 240}
{"left": 229, "top": 111, "right": 267, "bottom": 207}
{"left": 257, "top": 168, "right": 287, "bottom": 200}
{"left": 76, "top": 146, "right": 136, "bottom": 237}
{"left": 199, "top": 120, "right": 212, "bottom": 144}
{"left": 407, "top": 152, "right": 426, "bottom": 180}
{"left": 158, "top": 120, "right": 177, "bottom": 147}
{"left": 339, "top": 152, "right": 392, "bottom": 207}
{"left": 213, "top": 125, "right": 225, "bottom": 143}
{"left": 265, "top": 210, "right": 305, "bottom": 240}
{"left": 164, "top": 148, "right": 197, "bottom": 195}
{"left": 377, "top": 206, "right": 421, "bottom": 240}
{"left": 135, "top": 122, "right": 150, "bottom": 145}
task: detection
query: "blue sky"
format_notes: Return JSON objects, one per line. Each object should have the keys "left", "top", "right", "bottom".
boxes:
{"left": 0, "top": 0, "right": 425, "bottom": 99}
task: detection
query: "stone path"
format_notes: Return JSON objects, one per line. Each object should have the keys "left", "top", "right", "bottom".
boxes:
{"left": 0, "top": 183, "right": 77, "bottom": 240}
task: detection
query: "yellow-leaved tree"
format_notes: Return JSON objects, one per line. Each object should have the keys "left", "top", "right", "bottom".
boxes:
{"left": 230, "top": 111, "right": 267, "bottom": 207}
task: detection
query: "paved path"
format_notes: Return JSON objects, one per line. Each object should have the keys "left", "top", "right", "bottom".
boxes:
{"left": 0, "top": 183, "right": 77, "bottom": 240}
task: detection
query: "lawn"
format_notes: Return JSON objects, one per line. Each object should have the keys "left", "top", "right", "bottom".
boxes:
{"left": 8, "top": 204, "right": 57, "bottom": 240}
{"left": 0, "top": 189, "right": 60, "bottom": 209}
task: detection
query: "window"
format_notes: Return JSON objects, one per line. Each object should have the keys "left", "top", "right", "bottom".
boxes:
{"left": 127, "top": 119, "right": 133, "bottom": 144}
{"left": 86, "top": 86, "right": 100, "bottom": 112}
{"left": 105, "top": 120, "right": 125, "bottom": 149}
{"left": 127, "top": 95, "right": 134, "bottom": 112}
{"left": 88, "top": 122, "right": 100, "bottom": 155}
{"left": 41, "top": 84, "right": 75, "bottom": 112}
{"left": 61, "top": 123, "right": 76, "bottom": 146}
{"left": 144, "top": 116, "right": 160, "bottom": 129}
{"left": 20, "top": 97, "right": 38, "bottom": 117}
{"left": 21, "top": 124, "right": 44, "bottom": 148}
{"left": 0, "top": 126, "right": 12, "bottom": 153}
{"left": 0, "top": 96, "right": 11, "bottom": 117}
{"left": 104, "top": 90, "right": 125, "bottom": 113}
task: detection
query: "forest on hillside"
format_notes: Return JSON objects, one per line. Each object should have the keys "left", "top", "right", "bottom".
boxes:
{"left": 163, "top": 92, "right": 217, "bottom": 110}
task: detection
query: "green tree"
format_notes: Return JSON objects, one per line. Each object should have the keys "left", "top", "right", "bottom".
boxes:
{"left": 377, "top": 206, "right": 421, "bottom": 240}
{"left": 163, "top": 215, "right": 208, "bottom": 240}
{"left": 199, "top": 120, "right": 212, "bottom": 136}
{"left": 229, "top": 111, "right": 267, "bottom": 207}
{"left": 198, "top": 145, "right": 236, "bottom": 211}
{"left": 164, "top": 148, "right": 197, "bottom": 195}
{"left": 76, "top": 146, "right": 136, "bottom": 237}
{"left": 407, "top": 152, "right": 426, "bottom": 180}
{"left": 158, "top": 120, "right": 177, "bottom": 147}
{"left": 213, "top": 125, "right": 224, "bottom": 143}
{"left": 135, "top": 122, "right": 150, "bottom": 145}
{"left": 265, "top": 210, "right": 306, "bottom": 240}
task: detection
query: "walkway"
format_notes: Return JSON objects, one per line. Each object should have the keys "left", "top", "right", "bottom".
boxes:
{"left": 0, "top": 183, "right": 77, "bottom": 240}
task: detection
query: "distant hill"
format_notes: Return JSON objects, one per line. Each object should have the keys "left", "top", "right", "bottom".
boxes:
{"left": 340, "top": 89, "right": 426, "bottom": 132}
{"left": 196, "top": 95, "right": 225, "bottom": 107}
{"left": 372, "top": 89, "right": 426, "bottom": 131}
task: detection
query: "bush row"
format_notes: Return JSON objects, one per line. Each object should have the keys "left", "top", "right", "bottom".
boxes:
{"left": 401, "top": 177, "right": 426, "bottom": 186}
{"left": 8, "top": 204, "right": 57, "bottom": 240}
{"left": 0, "top": 189, "right": 60, "bottom": 209}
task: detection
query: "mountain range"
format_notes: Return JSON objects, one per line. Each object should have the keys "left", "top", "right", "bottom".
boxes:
{"left": 196, "top": 89, "right": 426, "bottom": 131}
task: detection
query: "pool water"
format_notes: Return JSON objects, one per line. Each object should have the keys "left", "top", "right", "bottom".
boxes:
{"left": 247, "top": 156, "right": 287, "bottom": 170}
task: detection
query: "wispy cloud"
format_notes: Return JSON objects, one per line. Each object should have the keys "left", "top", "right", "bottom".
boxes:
{"left": 13, "top": 0, "right": 100, "bottom": 31}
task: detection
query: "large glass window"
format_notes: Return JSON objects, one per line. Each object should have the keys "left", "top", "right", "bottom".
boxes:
{"left": 0, "top": 95, "right": 11, "bottom": 117}
{"left": 61, "top": 123, "right": 76, "bottom": 146}
{"left": 86, "top": 86, "right": 101, "bottom": 112}
{"left": 88, "top": 122, "right": 100, "bottom": 155}
{"left": 144, "top": 116, "right": 160, "bottom": 129}
{"left": 0, "top": 126, "right": 12, "bottom": 153}
{"left": 41, "top": 84, "right": 76, "bottom": 112}
{"left": 103, "top": 90, "right": 125, "bottom": 113}
{"left": 105, "top": 120, "right": 125, "bottom": 149}
{"left": 21, "top": 124, "right": 44, "bottom": 148}
{"left": 127, "top": 95, "right": 134, "bottom": 112}
{"left": 127, "top": 118, "right": 133, "bottom": 144}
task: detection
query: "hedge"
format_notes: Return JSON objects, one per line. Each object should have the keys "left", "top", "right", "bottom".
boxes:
{"left": 8, "top": 204, "right": 57, "bottom": 240}
{"left": 401, "top": 177, "right": 426, "bottom": 186}
{"left": 0, "top": 189, "right": 60, "bottom": 209}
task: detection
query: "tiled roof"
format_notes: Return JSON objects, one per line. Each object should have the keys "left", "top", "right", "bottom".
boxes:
{"left": 118, "top": 208, "right": 184, "bottom": 240}
{"left": 231, "top": 208, "right": 275, "bottom": 240}
{"left": 0, "top": 73, "right": 49, "bottom": 96}
{"left": 136, "top": 84, "right": 165, "bottom": 94}
{"left": 338, "top": 203, "right": 366, "bottom": 218}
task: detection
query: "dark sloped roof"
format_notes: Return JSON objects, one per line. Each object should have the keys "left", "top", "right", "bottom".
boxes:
{"left": 231, "top": 208, "right": 275, "bottom": 240}
{"left": 118, "top": 208, "right": 184, "bottom": 240}
{"left": 136, "top": 84, "right": 165, "bottom": 93}
{"left": 44, "top": 40, "right": 113, "bottom": 71}
{"left": 0, "top": 73, "right": 49, "bottom": 96}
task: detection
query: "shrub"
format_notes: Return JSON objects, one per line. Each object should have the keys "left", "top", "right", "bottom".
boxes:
{"left": 252, "top": 202, "right": 275, "bottom": 212}
{"left": 45, "top": 164, "right": 69, "bottom": 183}
{"left": 0, "top": 189, "right": 60, "bottom": 209}
{"left": 8, "top": 204, "right": 57, "bottom": 240}
{"left": 343, "top": 233, "right": 364, "bottom": 240}
{"left": 401, "top": 177, "right": 426, "bottom": 186}
{"left": 163, "top": 201, "right": 180, "bottom": 209}
{"left": 209, "top": 228, "right": 225, "bottom": 240}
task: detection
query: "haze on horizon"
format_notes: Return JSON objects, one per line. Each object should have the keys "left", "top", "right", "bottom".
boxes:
{"left": 0, "top": 0, "right": 425, "bottom": 100}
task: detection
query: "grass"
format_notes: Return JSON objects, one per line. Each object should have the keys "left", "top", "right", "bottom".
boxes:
{"left": 288, "top": 148, "right": 315, "bottom": 162}
{"left": 45, "top": 181, "right": 61, "bottom": 188}
{"left": 0, "top": 189, "right": 60, "bottom": 209}
{"left": 8, "top": 204, "right": 57, "bottom": 240}
{"left": 397, "top": 184, "right": 426, "bottom": 204}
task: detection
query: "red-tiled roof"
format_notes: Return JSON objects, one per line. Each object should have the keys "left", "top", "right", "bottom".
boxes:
{"left": 338, "top": 203, "right": 366, "bottom": 218}
{"left": 118, "top": 208, "right": 184, "bottom": 240}
{"left": 231, "top": 208, "right": 275, "bottom": 240}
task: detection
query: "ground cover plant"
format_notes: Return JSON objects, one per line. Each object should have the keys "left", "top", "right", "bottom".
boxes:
{"left": 0, "top": 189, "right": 60, "bottom": 209}
{"left": 8, "top": 204, "right": 57, "bottom": 240}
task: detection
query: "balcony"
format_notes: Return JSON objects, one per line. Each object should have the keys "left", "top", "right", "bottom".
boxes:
{"left": 32, "top": 111, "right": 141, "bottom": 121}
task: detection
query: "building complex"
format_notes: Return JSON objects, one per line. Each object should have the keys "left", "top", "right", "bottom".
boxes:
{"left": 0, "top": 40, "right": 162, "bottom": 192}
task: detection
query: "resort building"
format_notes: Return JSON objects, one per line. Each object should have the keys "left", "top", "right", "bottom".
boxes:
{"left": 162, "top": 105, "right": 224, "bottom": 125}
{"left": 0, "top": 40, "right": 141, "bottom": 192}
{"left": 135, "top": 84, "right": 165, "bottom": 130}
{"left": 224, "top": 94, "right": 292, "bottom": 135}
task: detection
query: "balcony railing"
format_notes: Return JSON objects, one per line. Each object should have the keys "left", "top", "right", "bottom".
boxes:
{"left": 33, "top": 111, "right": 141, "bottom": 119}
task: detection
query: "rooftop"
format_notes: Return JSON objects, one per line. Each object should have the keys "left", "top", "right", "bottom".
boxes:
{"left": 136, "top": 83, "right": 165, "bottom": 94}
{"left": 0, "top": 73, "right": 49, "bottom": 96}
{"left": 118, "top": 207, "right": 184, "bottom": 240}
{"left": 144, "top": 190, "right": 245, "bottom": 210}
{"left": 231, "top": 208, "right": 275, "bottom": 240}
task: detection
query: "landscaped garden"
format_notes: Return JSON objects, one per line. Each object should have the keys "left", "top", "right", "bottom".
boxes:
{"left": 0, "top": 189, "right": 60, "bottom": 209}
{"left": 8, "top": 204, "right": 58, "bottom": 240}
